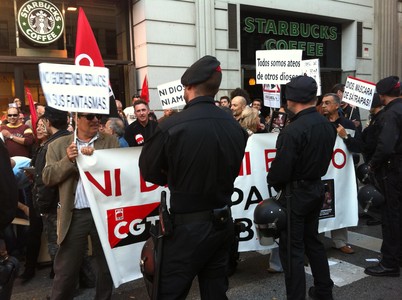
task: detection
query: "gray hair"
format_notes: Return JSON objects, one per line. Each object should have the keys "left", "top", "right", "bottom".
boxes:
{"left": 107, "top": 117, "right": 125, "bottom": 137}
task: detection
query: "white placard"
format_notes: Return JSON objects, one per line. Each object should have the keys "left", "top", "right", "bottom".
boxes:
{"left": 157, "top": 79, "right": 186, "bottom": 109}
{"left": 342, "top": 76, "right": 376, "bottom": 110}
{"left": 39, "top": 63, "right": 109, "bottom": 114}
{"left": 263, "top": 84, "right": 281, "bottom": 108}
{"left": 256, "top": 50, "right": 303, "bottom": 85}
{"left": 302, "top": 58, "right": 322, "bottom": 96}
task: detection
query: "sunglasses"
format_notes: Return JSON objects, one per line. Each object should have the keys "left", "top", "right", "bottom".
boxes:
{"left": 7, "top": 114, "right": 18, "bottom": 117}
{"left": 79, "top": 114, "right": 102, "bottom": 121}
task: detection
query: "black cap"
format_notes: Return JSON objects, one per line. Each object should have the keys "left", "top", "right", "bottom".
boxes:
{"left": 181, "top": 55, "right": 221, "bottom": 86}
{"left": 44, "top": 106, "right": 68, "bottom": 125}
{"left": 285, "top": 75, "right": 317, "bottom": 103}
{"left": 376, "top": 76, "right": 400, "bottom": 95}
{"left": 370, "top": 93, "right": 381, "bottom": 109}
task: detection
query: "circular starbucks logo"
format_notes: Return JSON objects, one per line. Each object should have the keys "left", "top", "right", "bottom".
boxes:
{"left": 18, "top": 0, "right": 64, "bottom": 45}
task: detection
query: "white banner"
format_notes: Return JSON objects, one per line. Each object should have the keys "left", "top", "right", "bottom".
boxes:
{"left": 157, "top": 79, "right": 186, "bottom": 109}
{"left": 342, "top": 76, "right": 376, "bottom": 110}
{"left": 256, "top": 50, "right": 302, "bottom": 84}
{"left": 77, "top": 133, "right": 358, "bottom": 287}
{"left": 38, "top": 63, "right": 110, "bottom": 114}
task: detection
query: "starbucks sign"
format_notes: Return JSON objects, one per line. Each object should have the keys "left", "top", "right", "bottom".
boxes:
{"left": 18, "top": 0, "right": 64, "bottom": 45}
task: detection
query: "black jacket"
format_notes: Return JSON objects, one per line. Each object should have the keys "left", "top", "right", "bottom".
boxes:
{"left": 139, "top": 96, "right": 248, "bottom": 214}
{"left": 267, "top": 107, "right": 336, "bottom": 190}
{"left": 32, "top": 130, "right": 71, "bottom": 214}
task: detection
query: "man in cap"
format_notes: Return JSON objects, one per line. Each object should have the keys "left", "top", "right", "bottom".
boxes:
{"left": 365, "top": 76, "right": 402, "bottom": 277}
{"left": 267, "top": 75, "right": 336, "bottom": 299}
{"left": 139, "top": 55, "right": 248, "bottom": 298}
{"left": 43, "top": 110, "right": 119, "bottom": 300}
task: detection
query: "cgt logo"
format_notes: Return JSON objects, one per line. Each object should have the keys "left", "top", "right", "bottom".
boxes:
{"left": 107, "top": 203, "right": 160, "bottom": 249}
{"left": 18, "top": 0, "right": 64, "bottom": 45}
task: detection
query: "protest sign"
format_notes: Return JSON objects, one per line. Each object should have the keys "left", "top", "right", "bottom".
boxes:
{"left": 256, "top": 50, "right": 302, "bottom": 84}
{"left": 38, "top": 63, "right": 109, "bottom": 114}
{"left": 263, "top": 84, "right": 281, "bottom": 108}
{"left": 77, "top": 133, "right": 358, "bottom": 287}
{"left": 302, "top": 58, "right": 322, "bottom": 96}
{"left": 342, "top": 76, "right": 376, "bottom": 110}
{"left": 157, "top": 79, "right": 186, "bottom": 109}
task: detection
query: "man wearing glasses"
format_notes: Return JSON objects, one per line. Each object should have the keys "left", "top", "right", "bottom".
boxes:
{"left": 0, "top": 107, "right": 35, "bottom": 158}
{"left": 43, "top": 111, "right": 119, "bottom": 300}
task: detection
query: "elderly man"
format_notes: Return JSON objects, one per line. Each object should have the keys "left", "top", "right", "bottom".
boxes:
{"left": 0, "top": 106, "right": 35, "bottom": 157}
{"left": 267, "top": 76, "right": 336, "bottom": 300}
{"left": 43, "top": 112, "right": 119, "bottom": 300}
{"left": 124, "top": 100, "right": 158, "bottom": 147}
{"left": 139, "top": 55, "right": 248, "bottom": 299}
{"left": 104, "top": 117, "right": 129, "bottom": 147}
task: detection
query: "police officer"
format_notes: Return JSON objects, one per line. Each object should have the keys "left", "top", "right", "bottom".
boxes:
{"left": 139, "top": 56, "right": 248, "bottom": 299}
{"left": 365, "top": 76, "right": 402, "bottom": 277}
{"left": 267, "top": 76, "right": 336, "bottom": 300}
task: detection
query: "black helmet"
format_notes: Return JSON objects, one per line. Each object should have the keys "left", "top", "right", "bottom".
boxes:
{"left": 140, "top": 237, "right": 155, "bottom": 298}
{"left": 254, "top": 195, "right": 287, "bottom": 240}
{"left": 356, "top": 163, "right": 370, "bottom": 184}
{"left": 358, "top": 184, "right": 384, "bottom": 213}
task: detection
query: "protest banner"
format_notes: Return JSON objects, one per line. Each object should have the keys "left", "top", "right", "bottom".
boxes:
{"left": 38, "top": 63, "right": 109, "bottom": 114}
{"left": 263, "top": 84, "right": 281, "bottom": 108}
{"left": 256, "top": 49, "right": 302, "bottom": 85}
{"left": 301, "top": 58, "right": 322, "bottom": 96}
{"left": 157, "top": 79, "right": 186, "bottom": 109}
{"left": 342, "top": 76, "right": 376, "bottom": 110}
{"left": 77, "top": 133, "right": 358, "bottom": 287}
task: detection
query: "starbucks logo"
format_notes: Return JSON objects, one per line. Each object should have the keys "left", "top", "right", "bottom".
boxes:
{"left": 18, "top": 0, "right": 64, "bottom": 45}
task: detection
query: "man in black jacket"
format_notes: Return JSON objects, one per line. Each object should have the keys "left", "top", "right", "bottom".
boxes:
{"left": 267, "top": 76, "right": 336, "bottom": 300}
{"left": 365, "top": 76, "right": 402, "bottom": 277}
{"left": 139, "top": 55, "right": 248, "bottom": 299}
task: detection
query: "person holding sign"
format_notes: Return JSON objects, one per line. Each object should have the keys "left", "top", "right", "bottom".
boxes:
{"left": 42, "top": 112, "right": 119, "bottom": 300}
{"left": 267, "top": 75, "right": 336, "bottom": 300}
{"left": 364, "top": 76, "right": 402, "bottom": 277}
{"left": 139, "top": 55, "right": 248, "bottom": 299}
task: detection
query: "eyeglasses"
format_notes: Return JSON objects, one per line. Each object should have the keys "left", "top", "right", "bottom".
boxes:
{"left": 79, "top": 114, "right": 102, "bottom": 121}
{"left": 7, "top": 114, "right": 18, "bottom": 117}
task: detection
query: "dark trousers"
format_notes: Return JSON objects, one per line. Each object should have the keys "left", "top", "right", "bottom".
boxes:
{"left": 279, "top": 183, "right": 333, "bottom": 300}
{"left": 159, "top": 219, "right": 234, "bottom": 300}
{"left": 377, "top": 163, "right": 402, "bottom": 268}
{"left": 24, "top": 205, "right": 43, "bottom": 271}
{"left": 50, "top": 209, "right": 113, "bottom": 300}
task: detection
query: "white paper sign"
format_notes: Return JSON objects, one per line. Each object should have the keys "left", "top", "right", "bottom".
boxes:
{"left": 157, "top": 79, "right": 186, "bottom": 109}
{"left": 39, "top": 63, "right": 109, "bottom": 114}
{"left": 342, "top": 76, "right": 376, "bottom": 110}
{"left": 263, "top": 84, "right": 281, "bottom": 108}
{"left": 302, "top": 58, "right": 322, "bottom": 96}
{"left": 256, "top": 50, "right": 303, "bottom": 84}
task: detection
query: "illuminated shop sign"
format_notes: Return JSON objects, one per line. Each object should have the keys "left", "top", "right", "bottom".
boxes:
{"left": 241, "top": 10, "right": 342, "bottom": 68}
{"left": 18, "top": 0, "right": 64, "bottom": 45}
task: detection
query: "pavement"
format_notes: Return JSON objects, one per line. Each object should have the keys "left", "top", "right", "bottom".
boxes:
{"left": 10, "top": 213, "right": 402, "bottom": 300}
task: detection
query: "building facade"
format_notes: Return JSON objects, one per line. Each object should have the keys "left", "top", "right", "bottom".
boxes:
{"left": 0, "top": 0, "right": 401, "bottom": 117}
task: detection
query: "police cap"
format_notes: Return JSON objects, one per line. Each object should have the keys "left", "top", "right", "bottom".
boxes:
{"left": 285, "top": 75, "right": 317, "bottom": 103}
{"left": 181, "top": 55, "right": 221, "bottom": 86}
{"left": 376, "top": 76, "right": 400, "bottom": 95}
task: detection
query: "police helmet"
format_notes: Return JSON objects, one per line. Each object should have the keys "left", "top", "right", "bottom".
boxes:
{"left": 140, "top": 237, "right": 155, "bottom": 297}
{"left": 358, "top": 184, "right": 384, "bottom": 213}
{"left": 356, "top": 163, "right": 370, "bottom": 184}
{"left": 254, "top": 196, "right": 287, "bottom": 240}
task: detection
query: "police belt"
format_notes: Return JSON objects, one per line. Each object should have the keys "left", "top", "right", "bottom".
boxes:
{"left": 172, "top": 206, "right": 230, "bottom": 225}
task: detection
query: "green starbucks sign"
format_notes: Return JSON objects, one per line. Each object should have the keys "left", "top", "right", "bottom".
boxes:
{"left": 18, "top": 0, "right": 64, "bottom": 45}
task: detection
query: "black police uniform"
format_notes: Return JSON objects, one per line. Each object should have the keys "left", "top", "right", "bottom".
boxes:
{"left": 139, "top": 96, "right": 248, "bottom": 298}
{"left": 361, "top": 110, "right": 384, "bottom": 162}
{"left": 369, "top": 97, "right": 402, "bottom": 270}
{"left": 267, "top": 104, "right": 336, "bottom": 298}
